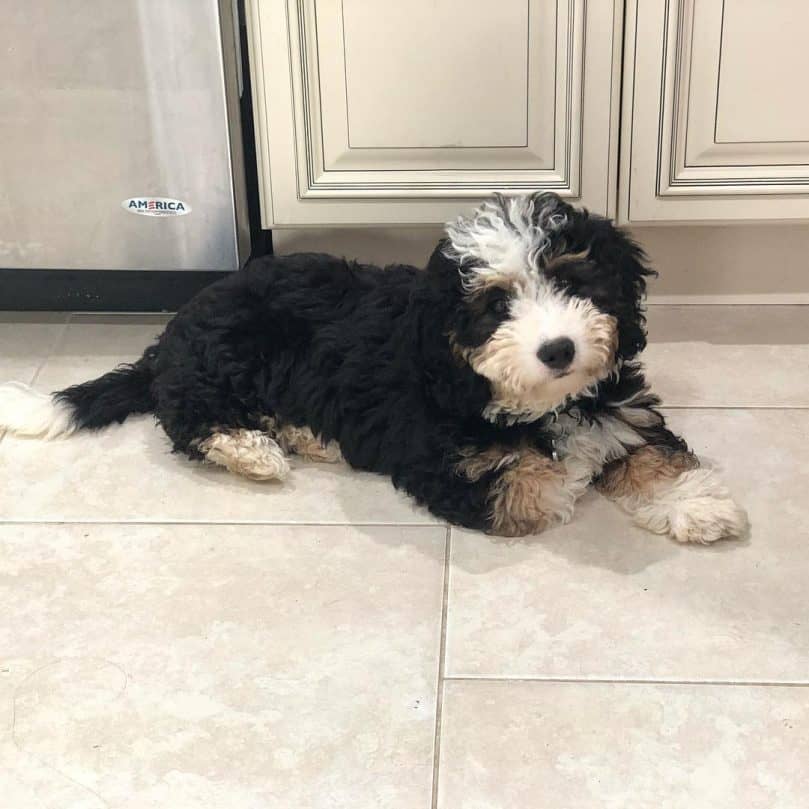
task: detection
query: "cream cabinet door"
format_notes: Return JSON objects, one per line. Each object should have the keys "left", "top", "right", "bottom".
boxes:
{"left": 246, "top": 0, "right": 622, "bottom": 226}
{"left": 621, "top": 0, "right": 809, "bottom": 223}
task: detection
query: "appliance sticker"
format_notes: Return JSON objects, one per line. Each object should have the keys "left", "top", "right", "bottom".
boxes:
{"left": 122, "top": 197, "right": 191, "bottom": 217}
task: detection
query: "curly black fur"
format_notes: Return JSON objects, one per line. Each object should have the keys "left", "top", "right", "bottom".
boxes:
{"left": 54, "top": 193, "right": 678, "bottom": 533}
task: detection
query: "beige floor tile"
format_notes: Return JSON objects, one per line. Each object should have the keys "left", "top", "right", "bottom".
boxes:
{"left": 0, "top": 312, "right": 68, "bottom": 384}
{"left": 33, "top": 314, "right": 171, "bottom": 392}
{"left": 0, "top": 522, "right": 445, "bottom": 809}
{"left": 644, "top": 305, "right": 809, "bottom": 407}
{"left": 445, "top": 409, "right": 809, "bottom": 681}
{"left": 438, "top": 680, "right": 809, "bottom": 809}
{"left": 0, "top": 416, "right": 438, "bottom": 524}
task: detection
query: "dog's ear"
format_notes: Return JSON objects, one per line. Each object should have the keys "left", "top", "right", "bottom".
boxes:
{"left": 426, "top": 238, "right": 461, "bottom": 274}
{"left": 419, "top": 331, "right": 492, "bottom": 417}
{"left": 552, "top": 210, "right": 655, "bottom": 361}
{"left": 414, "top": 245, "right": 492, "bottom": 415}
{"left": 598, "top": 223, "right": 657, "bottom": 360}
{"left": 604, "top": 230, "right": 654, "bottom": 359}
{"left": 424, "top": 238, "right": 466, "bottom": 299}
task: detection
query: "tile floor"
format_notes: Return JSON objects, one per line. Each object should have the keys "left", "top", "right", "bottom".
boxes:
{"left": 0, "top": 306, "right": 807, "bottom": 808}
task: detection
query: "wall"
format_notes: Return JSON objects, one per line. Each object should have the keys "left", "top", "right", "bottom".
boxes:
{"left": 272, "top": 226, "right": 809, "bottom": 304}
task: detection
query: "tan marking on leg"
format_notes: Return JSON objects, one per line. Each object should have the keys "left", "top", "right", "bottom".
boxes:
{"left": 597, "top": 446, "right": 748, "bottom": 544}
{"left": 276, "top": 423, "right": 342, "bottom": 463}
{"left": 455, "top": 445, "right": 520, "bottom": 482}
{"left": 542, "top": 247, "right": 591, "bottom": 270}
{"left": 258, "top": 417, "right": 342, "bottom": 463}
{"left": 488, "top": 449, "right": 573, "bottom": 538}
{"left": 198, "top": 428, "right": 290, "bottom": 481}
{"left": 596, "top": 445, "right": 698, "bottom": 499}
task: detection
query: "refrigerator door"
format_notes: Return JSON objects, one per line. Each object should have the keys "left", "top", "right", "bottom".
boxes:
{"left": 0, "top": 0, "right": 249, "bottom": 271}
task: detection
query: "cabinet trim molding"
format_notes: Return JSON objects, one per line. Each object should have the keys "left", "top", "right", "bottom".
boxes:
{"left": 248, "top": 0, "right": 621, "bottom": 226}
{"left": 661, "top": 0, "right": 809, "bottom": 195}
{"left": 289, "top": 0, "right": 584, "bottom": 198}
{"left": 621, "top": 0, "right": 809, "bottom": 223}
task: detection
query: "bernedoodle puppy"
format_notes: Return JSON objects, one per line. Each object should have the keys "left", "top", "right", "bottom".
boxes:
{"left": 0, "top": 192, "right": 748, "bottom": 542}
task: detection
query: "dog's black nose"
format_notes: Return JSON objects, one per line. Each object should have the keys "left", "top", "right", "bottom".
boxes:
{"left": 538, "top": 337, "right": 575, "bottom": 370}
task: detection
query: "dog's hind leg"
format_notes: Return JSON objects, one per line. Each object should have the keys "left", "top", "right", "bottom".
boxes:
{"left": 149, "top": 360, "right": 291, "bottom": 480}
{"left": 261, "top": 417, "right": 342, "bottom": 463}
{"left": 196, "top": 428, "right": 290, "bottom": 481}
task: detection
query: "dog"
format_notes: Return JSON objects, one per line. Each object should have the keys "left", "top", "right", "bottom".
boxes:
{"left": 0, "top": 192, "right": 747, "bottom": 542}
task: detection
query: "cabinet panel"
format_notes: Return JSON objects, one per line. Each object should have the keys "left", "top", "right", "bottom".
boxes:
{"left": 622, "top": 0, "right": 809, "bottom": 223}
{"left": 715, "top": 1, "right": 809, "bottom": 144}
{"left": 316, "top": 0, "right": 558, "bottom": 171}
{"left": 338, "top": 0, "right": 531, "bottom": 150}
{"left": 247, "top": 0, "right": 622, "bottom": 225}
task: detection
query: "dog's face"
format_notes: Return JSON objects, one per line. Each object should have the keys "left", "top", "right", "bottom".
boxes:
{"left": 433, "top": 192, "right": 651, "bottom": 422}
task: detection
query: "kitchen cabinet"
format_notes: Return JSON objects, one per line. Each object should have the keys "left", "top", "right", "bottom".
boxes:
{"left": 621, "top": 0, "right": 809, "bottom": 223}
{"left": 246, "top": 0, "right": 623, "bottom": 225}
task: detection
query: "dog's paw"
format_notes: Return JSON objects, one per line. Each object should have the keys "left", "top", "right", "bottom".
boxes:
{"left": 665, "top": 494, "right": 749, "bottom": 544}
{"left": 200, "top": 429, "right": 290, "bottom": 481}
{"left": 633, "top": 468, "right": 749, "bottom": 544}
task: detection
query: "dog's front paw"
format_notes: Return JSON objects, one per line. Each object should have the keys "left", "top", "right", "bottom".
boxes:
{"left": 634, "top": 469, "right": 749, "bottom": 544}
{"left": 665, "top": 494, "right": 749, "bottom": 544}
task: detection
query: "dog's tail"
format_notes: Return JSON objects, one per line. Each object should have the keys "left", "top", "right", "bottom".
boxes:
{"left": 0, "top": 354, "right": 156, "bottom": 440}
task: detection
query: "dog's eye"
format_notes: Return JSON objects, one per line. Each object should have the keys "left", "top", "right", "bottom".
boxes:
{"left": 488, "top": 296, "right": 509, "bottom": 316}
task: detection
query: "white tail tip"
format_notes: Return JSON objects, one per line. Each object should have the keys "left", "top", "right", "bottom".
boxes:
{"left": 0, "top": 381, "right": 76, "bottom": 440}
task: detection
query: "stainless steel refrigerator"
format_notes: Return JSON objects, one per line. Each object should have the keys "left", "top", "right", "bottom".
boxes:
{"left": 0, "top": 0, "right": 249, "bottom": 272}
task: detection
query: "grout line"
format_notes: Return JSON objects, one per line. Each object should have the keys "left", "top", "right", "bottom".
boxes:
{"left": 661, "top": 404, "right": 809, "bottom": 411}
{"left": 443, "top": 675, "right": 809, "bottom": 688}
{"left": 430, "top": 526, "right": 452, "bottom": 809}
{"left": 645, "top": 301, "right": 809, "bottom": 307}
{"left": 0, "top": 519, "right": 443, "bottom": 527}
{"left": 70, "top": 311, "right": 175, "bottom": 317}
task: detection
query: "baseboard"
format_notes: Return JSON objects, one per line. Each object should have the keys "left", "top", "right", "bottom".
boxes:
{"left": 647, "top": 293, "right": 809, "bottom": 305}
{"left": 0, "top": 269, "right": 231, "bottom": 312}
{"left": 5, "top": 269, "right": 807, "bottom": 312}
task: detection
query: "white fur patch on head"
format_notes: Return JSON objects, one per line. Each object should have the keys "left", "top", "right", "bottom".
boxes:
{"left": 444, "top": 192, "right": 568, "bottom": 293}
